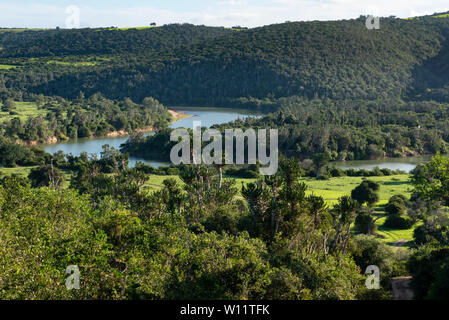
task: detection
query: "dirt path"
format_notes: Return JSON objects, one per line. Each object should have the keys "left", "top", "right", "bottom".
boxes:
{"left": 391, "top": 239, "right": 410, "bottom": 247}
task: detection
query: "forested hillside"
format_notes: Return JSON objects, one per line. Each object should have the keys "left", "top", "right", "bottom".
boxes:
{"left": 1, "top": 15, "right": 449, "bottom": 106}
{"left": 0, "top": 24, "right": 233, "bottom": 57}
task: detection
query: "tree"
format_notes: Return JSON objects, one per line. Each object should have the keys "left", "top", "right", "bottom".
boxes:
{"left": 1, "top": 99, "right": 15, "bottom": 112}
{"left": 35, "top": 94, "right": 45, "bottom": 107}
{"left": 407, "top": 246, "right": 449, "bottom": 300}
{"left": 411, "top": 154, "right": 449, "bottom": 205}
{"left": 354, "top": 207, "right": 377, "bottom": 235}
{"left": 351, "top": 180, "right": 380, "bottom": 207}
{"left": 312, "top": 153, "right": 330, "bottom": 177}
{"left": 28, "top": 164, "right": 63, "bottom": 189}
{"left": 330, "top": 195, "right": 358, "bottom": 254}
{"left": 385, "top": 200, "right": 405, "bottom": 216}
{"left": 351, "top": 234, "right": 396, "bottom": 297}
{"left": 350, "top": 180, "right": 381, "bottom": 235}
{"left": 383, "top": 194, "right": 414, "bottom": 229}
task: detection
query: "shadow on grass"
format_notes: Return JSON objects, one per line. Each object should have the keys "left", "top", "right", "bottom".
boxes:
{"left": 374, "top": 205, "right": 386, "bottom": 213}
{"left": 382, "top": 181, "right": 410, "bottom": 186}
{"left": 377, "top": 223, "right": 416, "bottom": 247}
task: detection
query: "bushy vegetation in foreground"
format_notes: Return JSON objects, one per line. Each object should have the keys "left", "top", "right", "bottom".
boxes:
{"left": 1, "top": 150, "right": 448, "bottom": 299}
{"left": 0, "top": 157, "right": 406, "bottom": 300}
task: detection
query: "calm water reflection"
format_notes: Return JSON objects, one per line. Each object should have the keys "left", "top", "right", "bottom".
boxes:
{"left": 332, "top": 156, "right": 432, "bottom": 173}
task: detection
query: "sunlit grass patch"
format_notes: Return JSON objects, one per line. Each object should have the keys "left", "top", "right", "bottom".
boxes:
{"left": 0, "top": 64, "right": 17, "bottom": 69}
{"left": 46, "top": 60, "right": 97, "bottom": 67}
{"left": 0, "top": 166, "right": 35, "bottom": 177}
{"left": 433, "top": 13, "right": 449, "bottom": 18}
{"left": 0, "top": 101, "right": 48, "bottom": 122}
{"left": 301, "top": 175, "right": 412, "bottom": 206}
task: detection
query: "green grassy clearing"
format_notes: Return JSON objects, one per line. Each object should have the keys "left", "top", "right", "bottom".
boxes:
{"left": 130, "top": 173, "right": 417, "bottom": 246}
{"left": 434, "top": 13, "right": 449, "bottom": 18}
{"left": 0, "top": 64, "right": 17, "bottom": 69}
{"left": 301, "top": 175, "right": 412, "bottom": 206}
{"left": 0, "top": 166, "right": 73, "bottom": 188}
{"left": 375, "top": 215, "right": 418, "bottom": 246}
{"left": 0, "top": 166, "right": 35, "bottom": 177}
{"left": 46, "top": 60, "right": 97, "bottom": 67}
{"left": 142, "top": 174, "right": 412, "bottom": 204}
{"left": 0, "top": 101, "right": 48, "bottom": 122}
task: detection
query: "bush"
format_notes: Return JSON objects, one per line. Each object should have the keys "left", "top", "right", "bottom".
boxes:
{"left": 329, "top": 167, "right": 345, "bottom": 177}
{"left": 28, "top": 164, "right": 65, "bottom": 189}
{"left": 225, "top": 167, "right": 259, "bottom": 179}
{"left": 407, "top": 246, "right": 449, "bottom": 300}
{"left": 383, "top": 215, "right": 414, "bottom": 229}
{"left": 385, "top": 201, "right": 406, "bottom": 216}
{"left": 354, "top": 208, "right": 377, "bottom": 235}
{"left": 167, "top": 167, "right": 180, "bottom": 176}
{"left": 351, "top": 180, "right": 380, "bottom": 206}
{"left": 350, "top": 235, "right": 396, "bottom": 295}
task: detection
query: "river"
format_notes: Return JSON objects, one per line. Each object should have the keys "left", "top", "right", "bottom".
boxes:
{"left": 331, "top": 156, "right": 431, "bottom": 173}
{"left": 43, "top": 107, "right": 259, "bottom": 168}
{"left": 43, "top": 107, "right": 431, "bottom": 171}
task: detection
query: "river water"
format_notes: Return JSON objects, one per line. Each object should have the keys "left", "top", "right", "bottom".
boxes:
{"left": 44, "top": 107, "right": 431, "bottom": 171}
{"left": 331, "top": 157, "right": 431, "bottom": 174}
{"left": 43, "top": 107, "right": 259, "bottom": 168}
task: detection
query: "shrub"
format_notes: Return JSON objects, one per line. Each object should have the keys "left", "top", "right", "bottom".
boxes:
{"left": 383, "top": 215, "right": 414, "bottom": 229}
{"left": 407, "top": 246, "right": 449, "bottom": 300}
{"left": 329, "top": 167, "right": 345, "bottom": 177}
{"left": 317, "top": 174, "right": 330, "bottom": 180}
{"left": 354, "top": 208, "right": 377, "bottom": 235}
{"left": 385, "top": 201, "right": 406, "bottom": 216}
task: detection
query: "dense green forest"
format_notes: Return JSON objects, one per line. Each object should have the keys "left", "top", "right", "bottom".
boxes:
{"left": 1, "top": 15, "right": 449, "bottom": 106}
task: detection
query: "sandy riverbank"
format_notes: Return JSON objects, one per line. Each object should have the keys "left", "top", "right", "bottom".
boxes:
{"left": 168, "top": 109, "right": 193, "bottom": 121}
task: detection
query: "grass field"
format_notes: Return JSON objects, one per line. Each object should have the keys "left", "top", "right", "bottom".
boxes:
{"left": 46, "top": 60, "right": 97, "bottom": 67}
{"left": 434, "top": 13, "right": 449, "bottom": 18}
{"left": 301, "top": 175, "right": 411, "bottom": 206}
{"left": 0, "top": 64, "right": 17, "bottom": 69}
{"left": 141, "top": 174, "right": 412, "bottom": 202}
{"left": 0, "top": 166, "right": 35, "bottom": 177}
{"left": 0, "top": 166, "right": 73, "bottom": 188}
{"left": 0, "top": 101, "right": 47, "bottom": 122}
{"left": 0, "top": 168, "right": 412, "bottom": 205}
